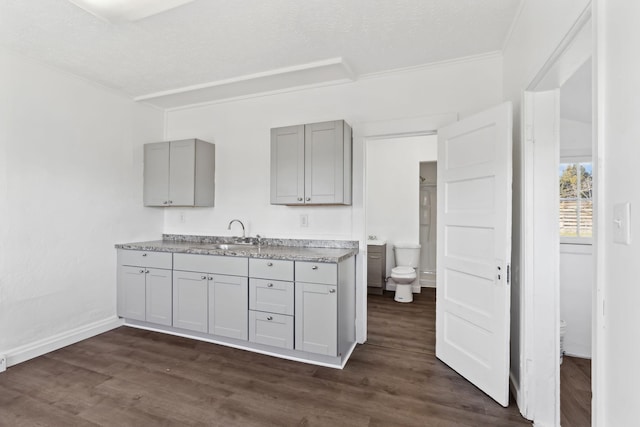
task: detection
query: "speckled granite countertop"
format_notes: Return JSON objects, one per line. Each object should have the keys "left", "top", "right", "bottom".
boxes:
{"left": 115, "top": 234, "right": 359, "bottom": 263}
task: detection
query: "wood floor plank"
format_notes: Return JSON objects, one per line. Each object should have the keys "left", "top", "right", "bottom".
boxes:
{"left": 0, "top": 288, "right": 531, "bottom": 426}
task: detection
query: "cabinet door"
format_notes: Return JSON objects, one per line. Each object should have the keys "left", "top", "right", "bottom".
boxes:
{"left": 304, "top": 120, "right": 345, "bottom": 205}
{"left": 119, "top": 266, "right": 147, "bottom": 321}
{"left": 271, "top": 125, "right": 305, "bottom": 205}
{"left": 168, "top": 139, "right": 196, "bottom": 206}
{"left": 295, "top": 282, "right": 338, "bottom": 356}
{"left": 209, "top": 275, "right": 248, "bottom": 340}
{"left": 145, "top": 268, "right": 172, "bottom": 326}
{"left": 143, "top": 142, "right": 170, "bottom": 206}
{"left": 173, "top": 270, "right": 208, "bottom": 333}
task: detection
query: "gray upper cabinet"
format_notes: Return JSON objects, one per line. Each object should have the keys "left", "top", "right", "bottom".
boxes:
{"left": 271, "top": 120, "right": 352, "bottom": 205}
{"left": 144, "top": 139, "right": 215, "bottom": 207}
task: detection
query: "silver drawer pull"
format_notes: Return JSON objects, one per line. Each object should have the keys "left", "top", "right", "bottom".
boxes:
{"left": 142, "top": 253, "right": 147, "bottom": 257}
{"left": 267, "top": 283, "right": 274, "bottom": 288}
{"left": 306, "top": 197, "right": 311, "bottom": 202}
{"left": 297, "top": 197, "right": 303, "bottom": 201}
{"left": 312, "top": 265, "right": 318, "bottom": 270}
{"left": 267, "top": 262, "right": 273, "bottom": 267}
{"left": 201, "top": 275, "right": 207, "bottom": 280}
{"left": 267, "top": 316, "right": 273, "bottom": 321}
{"left": 329, "top": 289, "right": 336, "bottom": 294}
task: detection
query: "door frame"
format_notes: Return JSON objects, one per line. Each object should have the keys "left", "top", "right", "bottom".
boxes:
{"left": 352, "top": 113, "right": 457, "bottom": 343}
{"left": 519, "top": 5, "right": 600, "bottom": 425}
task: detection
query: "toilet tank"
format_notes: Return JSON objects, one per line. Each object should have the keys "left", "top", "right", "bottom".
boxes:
{"left": 393, "top": 243, "right": 421, "bottom": 268}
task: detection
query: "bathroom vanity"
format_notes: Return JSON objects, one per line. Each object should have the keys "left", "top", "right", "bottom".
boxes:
{"left": 115, "top": 235, "right": 358, "bottom": 368}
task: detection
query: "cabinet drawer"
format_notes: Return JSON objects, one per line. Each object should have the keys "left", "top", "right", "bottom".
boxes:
{"left": 249, "top": 311, "right": 294, "bottom": 350}
{"left": 249, "top": 258, "right": 294, "bottom": 281}
{"left": 118, "top": 249, "right": 172, "bottom": 269}
{"left": 249, "top": 278, "right": 294, "bottom": 315}
{"left": 174, "top": 253, "right": 248, "bottom": 276}
{"left": 367, "top": 245, "right": 384, "bottom": 255}
{"left": 295, "top": 261, "right": 337, "bottom": 285}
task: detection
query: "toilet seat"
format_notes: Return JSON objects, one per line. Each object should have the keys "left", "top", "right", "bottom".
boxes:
{"left": 391, "top": 266, "right": 415, "bottom": 275}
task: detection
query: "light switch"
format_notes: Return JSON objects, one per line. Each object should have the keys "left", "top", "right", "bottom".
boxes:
{"left": 613, "top": 202, "right": 631, "bottom": 245}
{"left": 300, "top": 214, "right": 309, "bottom": 227}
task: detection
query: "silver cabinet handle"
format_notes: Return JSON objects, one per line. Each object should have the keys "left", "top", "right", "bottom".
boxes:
{"left": 208, "top": 276, "right": 213, "bottom": 281}
{"left": 139, "top": 269, "right": 145, "bottom": 274}
{"left": 267, "top": 262, "right": 273, "bottom": 267}
{"left": 145, "top": 270, "right": 149, "bottom": 274}
{"left": 297, "top": 197, "right": 303, "bottom": 201}
{"left": 306, "top": 197, "right": 311, "bottom": 202}
{"left": 163, "top": 201, "right": 168, "bottom": 205}
{"left": 312, "top": 265, "right": 318, "bottom": 270}
{"left": 201, "top": 275, "right": 207, "bottom": 280}
{"left": 267, "top": 283, "right": 273, "bottom": 288}
{"left": 168, "top": 200, "right": 173, "bottom": 204}
{"left": 267, "top": 316, "right": 273, "bottom": 321}
{"left": 329, "top": 289, "right": 336, "bottom": 294}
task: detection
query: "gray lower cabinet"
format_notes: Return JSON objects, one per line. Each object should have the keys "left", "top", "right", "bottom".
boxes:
{"left": 172, "top": 270, "right": 208, "bottom": 333}
{"left": 144, "top": 138, "right": 215, "bottom": 207}
{"left": 118, "top": 248, "right": 356, "bottom": 365}
{"left": 271, "top": 120, "right": 352, "bottom": 205}
{"left": 208, "top": 274, "right": 248, "bottom": 340}
{"left": 295, "top": 281, "right": 338, "bottom": 356}
{"left": 248, "top": 259, "right": 295, "bottom": 349}
{"left": 118, "top": 250, "right": 172, "bottom": 326}
{"left": 367, "top": 244, "right": 386, "bottom": 294}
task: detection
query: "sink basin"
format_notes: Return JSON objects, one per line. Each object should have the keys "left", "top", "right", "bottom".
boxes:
{"left": 199, "top": 243, "right": 256, "bottom": 251}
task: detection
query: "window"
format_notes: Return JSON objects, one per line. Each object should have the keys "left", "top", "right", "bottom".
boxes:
{"left": 559, "top": 161, "right": 592, "bottom": 242}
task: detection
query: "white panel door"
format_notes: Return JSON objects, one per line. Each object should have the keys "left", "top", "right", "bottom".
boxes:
{"left": 436, "top": 102, "right": 512, "bottom": 407}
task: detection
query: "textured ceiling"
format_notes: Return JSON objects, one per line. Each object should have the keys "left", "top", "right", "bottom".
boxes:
{"left": 0, "top": 0, "right": 521, "bottom": 99}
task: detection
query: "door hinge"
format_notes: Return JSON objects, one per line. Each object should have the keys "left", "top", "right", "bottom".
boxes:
{"left": 507, "top": 264, "right": 510, "bottom": 285}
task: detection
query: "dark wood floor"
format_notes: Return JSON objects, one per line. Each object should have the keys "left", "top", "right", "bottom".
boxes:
{"left": 561, "top": 356, "right": 592, "bottom": 427}
{"left": 0, "top": 289, "right": 530, "bottom": 426}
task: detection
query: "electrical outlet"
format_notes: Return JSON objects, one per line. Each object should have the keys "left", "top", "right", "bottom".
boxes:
{"left": 300, "top": 214, "right": 309, "bottom": 228}
{"left": 179, "top": 211, "right": 186, "bottom": 224}
{"left": 0, "top": 354, "right": 6, "bottom": 373}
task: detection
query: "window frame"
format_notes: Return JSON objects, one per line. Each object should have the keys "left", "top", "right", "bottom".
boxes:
{"left": 559, "top": 155, "right": 593, "bottom": 245}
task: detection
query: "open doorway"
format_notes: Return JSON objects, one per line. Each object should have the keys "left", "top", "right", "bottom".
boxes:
{"left": 558, "top": 58, "right": 593, "bottom": 427}
{"left": 520, "top": 9, "right": 595, "bottom": 425}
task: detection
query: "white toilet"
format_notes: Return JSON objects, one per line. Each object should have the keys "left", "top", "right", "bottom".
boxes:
{"left": 391, "top": 243, "right": 421, "bottom": 303}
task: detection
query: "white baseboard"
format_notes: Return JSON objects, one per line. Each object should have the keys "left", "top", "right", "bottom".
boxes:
{"left": 510, "top": 372, "right": 527, "bottom": 419}
{"left": 5, "top": 316, "right": 123, "bottom": 369}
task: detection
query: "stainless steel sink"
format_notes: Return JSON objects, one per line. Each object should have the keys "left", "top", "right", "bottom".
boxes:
{"left": 199, "top": 243, "right": 256, "bottom": 251}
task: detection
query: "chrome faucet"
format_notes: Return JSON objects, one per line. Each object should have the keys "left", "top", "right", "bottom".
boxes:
{"left": 227, "top": 219, "right": 246, "bottom": 238}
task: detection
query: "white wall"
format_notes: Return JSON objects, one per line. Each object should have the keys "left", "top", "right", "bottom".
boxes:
{"left": 0, "top": 49, "right": 164, "bottom": 362}
{"left": 598, "top": 2, "right": 640, "bottom": 425}
{"left": 164, "top": 55, "right": 503, "bottom": 241}
{"left": 365, "top": 135, "right": 437, "bottom": 276}
{"left": 560, "top": 118, "right": 592, "bottom": 157}
{"left": 502, "top": 0, "right": 591, "bottom": 423}
{"left": 559, "top": 244, "right": 592, "bottom": 358}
